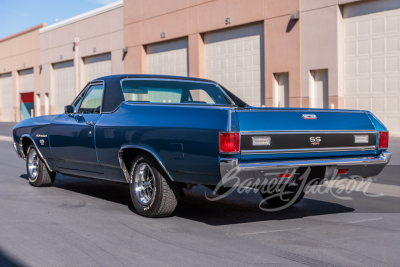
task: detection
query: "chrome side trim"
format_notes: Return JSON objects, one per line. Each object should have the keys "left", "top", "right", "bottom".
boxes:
{"left": 19, "top": 134, "right": 53, "bottom": 172}
{"left": 240, "top": 130, "right": 376, "bottom": 135}
{"left": 365, "top": 111, "right": 388, "bottom": 131}
{"left": 118, "top": 145, "right": 174, "bottom": 183}
{"left": 241, "top": 146, "right": 376, "bottom": 155}
{"left": 228, "top": 109, "right": 232, "bottom": 131}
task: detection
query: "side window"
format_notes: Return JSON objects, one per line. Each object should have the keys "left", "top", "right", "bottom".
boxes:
{"left": 77, "top": 84, "right": 104, "bottom": 114}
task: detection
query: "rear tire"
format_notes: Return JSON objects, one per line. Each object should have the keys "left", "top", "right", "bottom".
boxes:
{"left": 129, "top": 153, "right": 180, "bottom": 217}
{"left": 26, "top": 144, "right": 56, "bottom": 187}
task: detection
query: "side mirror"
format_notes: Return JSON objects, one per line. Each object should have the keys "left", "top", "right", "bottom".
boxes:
{"left": 64, "top": 105, "right": 75, "bottom": 117}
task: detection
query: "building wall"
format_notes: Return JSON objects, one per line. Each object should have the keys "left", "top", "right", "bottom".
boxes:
{"left": 300, "top": 0, "right": 367, "bottom": 109}
{"left": 40, "top": 3, "right": 124, "bottom": 115}
{"left": 0, "top": 0, "right": 397, "bottom": 127}
{"left": 0, "top": 24, "right": 45, "bottom": 121}
{"left": 124, "top": 0, "right": 302, "bottom": 107}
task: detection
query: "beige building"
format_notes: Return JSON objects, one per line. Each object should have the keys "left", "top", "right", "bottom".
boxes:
{"left": 0, "top": 0, "right": 399, "bottom": 134}
{"left": 40, "top": 0, "right": 124, "bottom": 115}
{"left": 0, "top": 23, "right": 45, "bottom": 122}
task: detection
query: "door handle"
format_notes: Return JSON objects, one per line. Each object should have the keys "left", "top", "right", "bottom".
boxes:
{"left": 86, "top": 121, "right": 95, "bottom": 126}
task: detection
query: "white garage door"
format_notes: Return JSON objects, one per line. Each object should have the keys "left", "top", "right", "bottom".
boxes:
{"left": 19, "top": 68, "right": 34, "bottom": 93}
{"left": 147, "top": 38, "right": 188, "bottom": 77}
{"left": 204, "top": 23, "right": 264, "bottom": 107}
{"left": 84, "top": 53, "right": 112, "bottom": 84}
{"left": 54, "top": 61, "right": 75, "bottom": 114}
{"left": 343, "top": 0, "right": 400, "bottom": 134}
{"left": 0, "top": 73, "right": 13, "bottom": 122}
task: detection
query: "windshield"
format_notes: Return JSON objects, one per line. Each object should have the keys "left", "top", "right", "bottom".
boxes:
{"left": 121, "top": 80, "right": 233, "bottom": 105}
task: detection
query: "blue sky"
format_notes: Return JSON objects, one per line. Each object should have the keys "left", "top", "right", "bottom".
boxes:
{"left": 0, "top": 0, "right": 120, "bottom": 39}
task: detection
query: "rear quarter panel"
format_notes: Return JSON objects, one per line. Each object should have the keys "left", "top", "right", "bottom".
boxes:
{"left": 95, "top": 103, "right": 232, "bottom": 185}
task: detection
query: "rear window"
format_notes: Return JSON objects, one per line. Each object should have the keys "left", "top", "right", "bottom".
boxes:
{"left": 121, "top": 80, "right": 233, "bottom": 105}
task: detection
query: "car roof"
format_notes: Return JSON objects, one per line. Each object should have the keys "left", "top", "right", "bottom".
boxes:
{"left": 91, "top": 74, "right": 223, "bottom": 113}
{"left": 92, "top": 74, "right": 215, "bottom": 84}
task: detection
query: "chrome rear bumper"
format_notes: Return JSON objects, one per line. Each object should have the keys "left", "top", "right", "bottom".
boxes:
{"left": 219, "top": 152, "right": 392, "bottom": 187}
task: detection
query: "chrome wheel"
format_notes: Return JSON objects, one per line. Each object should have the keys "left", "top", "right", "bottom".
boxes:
{"left": 134, "top": 162, "right": 156, "bottom": 205}
{"left": 28, "top": 149, "right": 39, "bottom": 180}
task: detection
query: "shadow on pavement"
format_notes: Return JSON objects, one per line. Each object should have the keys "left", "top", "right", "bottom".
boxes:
{"left": 173, "top": 186, "right": 354, "bottom": 226}
{"left": 41, "top": 174, "right": 354, "bottom": 225}
{"left": 0, "top": 248, "right": 25, "bottom": 267}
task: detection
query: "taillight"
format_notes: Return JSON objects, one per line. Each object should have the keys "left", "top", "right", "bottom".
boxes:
{"left": 378, "top": 131, "right": 389, "bottom": 149}
{"left": 219, "top": 132, "right": 240, "bottom": 153}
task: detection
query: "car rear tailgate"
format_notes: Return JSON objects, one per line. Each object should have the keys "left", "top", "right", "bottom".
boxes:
{"left": 235, "top": 109, "right": 378, "bottom": 160}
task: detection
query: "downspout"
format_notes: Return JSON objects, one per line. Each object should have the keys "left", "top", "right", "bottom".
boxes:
{"left": 73, "top": 37, "right": 80, "bottom": 96}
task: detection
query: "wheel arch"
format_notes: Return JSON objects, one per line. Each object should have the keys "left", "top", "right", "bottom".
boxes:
{"left": 19, "top": 134, "right": 53, "bottom": 172}
{"left": 118, "top": 145, "right": 174, "bottom": 183}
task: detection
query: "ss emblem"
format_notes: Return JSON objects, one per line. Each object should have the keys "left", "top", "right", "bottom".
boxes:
{"left": 310, "top": 137, "right": 321, "bottom": 145}
{"left": 310, "top": 137, "right": 321, "bottom": 142}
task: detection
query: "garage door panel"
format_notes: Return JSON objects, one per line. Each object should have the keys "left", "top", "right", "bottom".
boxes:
{"left": 84, "top": 53, "right": 111, "bottom": 84}
{"left": 19, "top": 69, "right": 34, "bottom": 94}
{"left": 386, "top": 15, "right": 399, "bottom": 31}
{"left": 387, "top": 117, "right": 399, "bottom": 132}
{"left": 147, "top": 38, "right": 188, "bottom": 77}
{"left": 344, "top": 0, "right": 400, "bottom": 134}
{"left": 204, "top": 24, "right": 263, "bottom": 107}
{"left": 54, "top": 61, "right": 75, "bottom": 115}
{"left": 1, "top": 73, "right": 12, "bottom": 122}
{"left": 387, "top": 76, "right": 399, "bottom": 91}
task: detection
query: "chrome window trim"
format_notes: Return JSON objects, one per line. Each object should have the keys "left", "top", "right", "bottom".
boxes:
{"left": 241, "top": 146, "right": 376, "bottom": 155}
{"left": 74, "top": 80, "right": 105, "bottom": 114}
{"left": 123, "top": 101, "right": 234, "bottom": 110}
{"left": 119, "top": 78, "right": 236, "bottom": 106}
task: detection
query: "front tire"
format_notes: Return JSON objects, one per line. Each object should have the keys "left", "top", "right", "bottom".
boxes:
{"left": 26, "top": 144, "right": 56, "bottom": 187}
{"left": 129, "top": 153, "right": 180, "bottom": 217}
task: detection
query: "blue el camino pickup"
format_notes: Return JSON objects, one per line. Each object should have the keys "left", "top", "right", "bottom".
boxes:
{"left": 13, "top": 75, "right": 391, "bottom": 217}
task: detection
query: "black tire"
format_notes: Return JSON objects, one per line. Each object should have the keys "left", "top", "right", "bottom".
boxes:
{"left": 129, "top": 153, "right": 180, "bottom": 217}
{"left": 260, "top": 185, "right": 305, "bottom": 208}
{"left": 26, "top": 144, "right": 56, "bottom": 187}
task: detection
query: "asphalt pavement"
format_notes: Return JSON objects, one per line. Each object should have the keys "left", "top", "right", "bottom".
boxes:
{"left": 1, "top": 123, "right": 400, "bottom": 266}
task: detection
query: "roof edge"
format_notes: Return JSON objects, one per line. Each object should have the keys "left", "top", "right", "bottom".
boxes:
{"left": 39, "top": 1, "right": 123, "bottom": 34}
{"left": 0, "top": 23, "right": 47, "bottom": 43}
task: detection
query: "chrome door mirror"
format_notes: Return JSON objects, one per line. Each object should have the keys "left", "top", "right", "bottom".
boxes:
{"left": 64, "top": 105, "right": 75, "bottom": 117}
